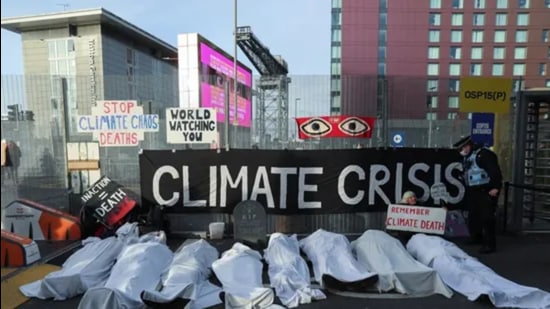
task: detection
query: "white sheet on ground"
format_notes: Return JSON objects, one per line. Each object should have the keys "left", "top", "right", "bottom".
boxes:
{"left": 264, "top": 233, "right": 326, "bottom": 308}
{"left": 19, "top": 222, "right": 140, "bottom": 300}
{"left": 299, "top": 229, "right": 377, "bottom": 286}
{"left": 78, "top": 231, "right": 173, "bottom": 309}
{"left": 407, "top": 233, "right": 550, "bottom": 309}
{"left": 140, "top": 239, "right": 223, "bottom": 309}
{"left": 212, "top": 242, "right": 283, "bottom": 309}
{"left": 350, "top": 230, "right": 452, "bottom": 297}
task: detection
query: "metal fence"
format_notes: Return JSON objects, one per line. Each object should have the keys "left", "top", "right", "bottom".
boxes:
{"left": 1, "top": 73, "right": 524, "bottom": 233}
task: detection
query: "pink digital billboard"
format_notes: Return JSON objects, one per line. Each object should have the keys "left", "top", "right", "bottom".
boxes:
{"left": 200, "top": 42, "right": 252, "bottom": 127}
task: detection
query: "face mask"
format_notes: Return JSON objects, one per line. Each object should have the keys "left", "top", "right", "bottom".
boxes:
{"left": 460, "top": 149, "right": 469, "bottom": 157}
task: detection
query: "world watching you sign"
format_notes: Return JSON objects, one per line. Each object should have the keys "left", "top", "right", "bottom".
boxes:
{"left": 77, "top": 100, "right": 159, "bottom": 147}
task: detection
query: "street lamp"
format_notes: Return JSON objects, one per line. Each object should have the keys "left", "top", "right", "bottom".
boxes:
{"left": 294, "top": 98, "right": 301, "bottom": 141}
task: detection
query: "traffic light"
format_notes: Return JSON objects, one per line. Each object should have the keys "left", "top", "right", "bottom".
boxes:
{"left": 7, "top": 104, "right": 19, "bottom": 121}
{"left": 24, "top": 110, "right": 35, "bottom": 121}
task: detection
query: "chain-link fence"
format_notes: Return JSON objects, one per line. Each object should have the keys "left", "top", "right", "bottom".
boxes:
{"left": 1, "top": 74, "right": 519, "bottom": 217}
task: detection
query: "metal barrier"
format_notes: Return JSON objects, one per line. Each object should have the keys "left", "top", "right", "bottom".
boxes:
{"left": 503, "top": 181, "right": 550, "bottom": 232}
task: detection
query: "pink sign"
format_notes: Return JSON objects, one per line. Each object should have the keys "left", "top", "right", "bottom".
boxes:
{"left": 200, "top": 42, "right": 252, "bottom": 127}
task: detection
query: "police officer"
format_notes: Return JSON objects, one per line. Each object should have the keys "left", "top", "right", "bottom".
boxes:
{"left": 453, "top": 135, "right": 502, "bottom": 254}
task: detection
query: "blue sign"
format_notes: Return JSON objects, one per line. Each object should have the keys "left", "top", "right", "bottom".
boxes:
{"left": 471, "top": 113, "right": 494, "bottom": 147}
{"left": 391, "top": 131, "right": 405, "bottom": 147}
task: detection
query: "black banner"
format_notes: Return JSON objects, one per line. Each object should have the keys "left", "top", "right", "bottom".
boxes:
{"left": 139, "top": 149, "right": 465, "bottom": 214}
{"left": 80, "top": 176, "right": 137, "bottom": 227}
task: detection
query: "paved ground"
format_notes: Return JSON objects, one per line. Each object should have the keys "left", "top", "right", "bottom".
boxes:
{"left": 16, "top": 232, "right": 550, "bottom": 309}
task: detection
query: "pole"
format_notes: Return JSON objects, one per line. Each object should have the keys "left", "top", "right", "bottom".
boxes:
{"left": 295, "top": 98, "right": 300, "bottom": 141}
{"left": 233, "top": 0, "right": 238, "bottom": 148}
{"left": 224, "top": 81, "right": 230, "bottom": 151}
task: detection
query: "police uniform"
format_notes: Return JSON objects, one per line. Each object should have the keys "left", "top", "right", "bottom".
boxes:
{"left": 454, "top": 136, "right": 502, "bottom": 253}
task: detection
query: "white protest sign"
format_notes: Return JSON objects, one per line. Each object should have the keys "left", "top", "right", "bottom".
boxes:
{"left": 166, "top": 108, "right": 217, "bottom": 144}
{"left": 430, "top": 182, "right": 450, "bottom": 204}
{"left": 77, "top": 100, "right": 159, "bottom": 147}
{"left": 385, "top": 204, "right": 447, "bottom": 235}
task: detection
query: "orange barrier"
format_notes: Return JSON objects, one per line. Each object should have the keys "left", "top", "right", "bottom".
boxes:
{"left": 1, "top": 230, "right": 41, "bottom": 267}
{"left": 2, "top": 199, "right": 82, "bottom": 240}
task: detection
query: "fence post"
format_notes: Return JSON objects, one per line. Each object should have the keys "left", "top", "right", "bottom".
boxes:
{"left": 503, "top": 181, "right": 509, "bottom": 233}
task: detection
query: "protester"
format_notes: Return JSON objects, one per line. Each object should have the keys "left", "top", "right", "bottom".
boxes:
{"left": 453, "top": 135, "right": 502, "bottom": 254}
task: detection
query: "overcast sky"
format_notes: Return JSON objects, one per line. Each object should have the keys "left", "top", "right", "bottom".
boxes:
{"left": 1, "top": 0, "right": 331, "bottom": 75}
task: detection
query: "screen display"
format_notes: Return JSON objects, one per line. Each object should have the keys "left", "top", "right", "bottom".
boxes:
{"left": 200, "top": 42, "right": 252, "bottom": 127}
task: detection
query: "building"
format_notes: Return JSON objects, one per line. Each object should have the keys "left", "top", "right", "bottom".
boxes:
{"left": 1, "top": 8, "right": 178, "bottom": 191}
{"left": 330, "top": 0, "right": 550, "bottom": 122}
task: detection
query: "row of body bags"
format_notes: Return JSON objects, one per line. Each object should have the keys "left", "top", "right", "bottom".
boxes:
{"left": 20, "top": 224, "right": 550, "bottom": 309}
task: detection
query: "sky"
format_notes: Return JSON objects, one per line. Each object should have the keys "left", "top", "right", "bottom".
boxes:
{"left": 0, "top": 0, "right": 331, "bottom": 75}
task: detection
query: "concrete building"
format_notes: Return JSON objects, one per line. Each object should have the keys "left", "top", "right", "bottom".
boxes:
{"left": 330, "top": 0, "right": 550, "bottom": 121}
{"left": 1, "top": 8, "right": 178, "bottom": 193}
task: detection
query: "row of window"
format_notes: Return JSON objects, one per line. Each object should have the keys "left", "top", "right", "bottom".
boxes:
{"left": 430, "top": 0, "right": 549, "bottom": 9}
{"left": 430, "top": 12, "right": 530, "bottom": 26}
{"left": 428, "top": 46, "right": 550, "bottom": 60}
{"left": 429, "top": 29, "right": 535, "bottom": 43}
{"left": 427, "top": 62, "right": 546, "bottom": 76}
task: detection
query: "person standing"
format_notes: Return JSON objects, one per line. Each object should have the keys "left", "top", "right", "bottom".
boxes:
{"left": 453, "top": 136, "right": 502, "bottom": 254}
{"left": 6, "top": 140, "right": 22, "bottom": 185}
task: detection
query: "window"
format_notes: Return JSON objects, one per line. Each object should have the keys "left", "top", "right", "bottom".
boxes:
{"left": 548, "top": 46, "right": 550, "bottom": 59}
{"left": 471, "top": 47, "right": 484, "bottom": 59}
{"left": 448, "top": 112, "right": 458, "bottom": 120}
{"left": 449, "top": 79, "right": 460, "bottom": 92}
{"left": 331, "top": 46, "right": 341, "bottom": 59}
{"left": 378, "top": 62, "right": 386, "bottom": 75}
{"left": 470, "top": 63, "right": 482, "bottom": 75}
{"left": 472, "top": 30, "right": 484, "bottom": 43}
{"left": 546, "top": 0, "right": 550, "bottom": 8}
{"left": 540, "top": 63, "right": 547, "bottom": 76}
{"left": 427, "top": 80, "right": 439, "bottom": 91}
{"left": 428, "top": 64, "right": 439, "bottom": 75}
{"left": 448, "top": 96, "right": 459, "bottom": 108}
{"left": 513, "top": 63, "right": 525, "bottom": 75}
{"left": 126, "top": 48, "right": 134, "bottom": 65}
{"left": 494, "top": 30, "right": 507, "bottom": 43}
{"left": 379, "top": 30, "right": 387, "bottom": 44}
{"left": 492, "top": 64, "right": 505, "bottom": 75}
{"left": 514, "top": 47, "right": 527, "bottom": 59}
{"left": 331, "top": 29, "right": 341, "bottom": 42}
{"left": 430, "top": 13, "right": 441, "bottom": 26}
{"left": 450, "top": 46, "right": 462, "bottom": 59}
{"left": 429, "top": 30, "right": 440, "bottom": 42}
{"left": 331, "top": 77, "right": 341, "bottom": 91}
{"left": 517, "top": 13, "right": 529, "bottom": 26}
{"left": 495, "top": 14, "right": 507, "bottom": 26}
{"left": 473, "top": 14, "right": 485, "bottom": 26}
{"left": 493, "top": 47, "right": 506, "bottom": 59}
{"left": 518, "top": 0, "right": 529, "bottom": 8}
{"left": 451, "top": 30, "right": 463, "bottom": 42}
{"left": 428, "top": 96, "right": 439, "bottom": 108}
{"left": 450, "top": 64, "right": 462, "bottom": 75}
{"left": 452, "top": 14, "right": 464, "bottom": 26}
{"left": 331, "top": 62, "right": 341, "bottom": 75}
{"left": 497, "top": 0, "right": 508, "bottom": 8}
{"left": 332, "top": 10, "right": 341, "bottom": 25}
{"left": 428, "top": 47, "right": 440, "bottom": 59}
{"left": 542, "top": 29, "right": 549, "bottom": 43}
{"left": 378, "top": 47, "right": 386, "bottom": 60}
{"left": 453, "top": 0, "right": 464, "bottom": 9}
{"left": 474, "top": 0, "right": 485, "bottom": 9}
{"left": 516, "top": 30, "right": 528, "bottom": 43}
{"left": 427, "top": 112, "right": 437, "bottom": 120}
{"left": 430, "top": 0, "right": 442, "bottom": 8}
{"left": 379, "top": 13, "right": 387, "bottom": 26}
{"left": 332, "top": 0, "right": 342, "bottom": 7}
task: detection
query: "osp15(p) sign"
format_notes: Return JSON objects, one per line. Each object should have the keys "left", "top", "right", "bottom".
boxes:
{"left": 459, "top": 77, "right": 512, "bottom": 113}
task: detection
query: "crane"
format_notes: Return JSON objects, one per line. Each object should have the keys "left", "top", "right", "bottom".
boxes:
{"left": 236, "top": 26, "right": 290, "bottom": 148}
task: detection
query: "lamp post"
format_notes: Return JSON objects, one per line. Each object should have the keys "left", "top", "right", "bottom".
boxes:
{"left": 232, "top": 0, "right": 238, "bottom": 148}
{"left": 294, "top": 98, "right": 301, "bottom": 141}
